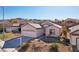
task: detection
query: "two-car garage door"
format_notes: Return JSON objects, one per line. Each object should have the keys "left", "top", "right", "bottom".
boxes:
{"left": 21, "top": 29, "right": 37, "bottom": 37}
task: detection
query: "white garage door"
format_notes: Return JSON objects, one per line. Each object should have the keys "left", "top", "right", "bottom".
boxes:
{"left": 22, "top": 30, "right": 37, "bottom": 37}
{"left": 76, "top": 38, "right": 79, "bottom": 51}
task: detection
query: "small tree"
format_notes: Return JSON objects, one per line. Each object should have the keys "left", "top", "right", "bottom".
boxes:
{"left": 60, "top": 20, "right": 70, "bottom": 45}
{"left": 60, "top": 20, "right": 70, "bottom": 40}
{"left": 10, "top": 19, "right": 19, "bottom": 24}
{"left": 24, "top": 18, "right": 29, "bottom": 23}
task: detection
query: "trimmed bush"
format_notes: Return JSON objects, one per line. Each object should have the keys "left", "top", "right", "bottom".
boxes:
{"left": 50, "top": 44, "right": 58, "bottom": 52}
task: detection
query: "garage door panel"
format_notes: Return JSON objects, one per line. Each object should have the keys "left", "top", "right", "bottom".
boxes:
{"left": 22, "top": 31, "right": 37, "bottom": 37}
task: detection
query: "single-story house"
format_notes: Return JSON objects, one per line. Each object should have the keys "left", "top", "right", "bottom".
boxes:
{"left": 69, "top": 24, "right": 79, "bottom": 45}
{"left": 21, "top": 22, "right": 44, "bottom": 37}
{"left": 70, "top": 30, "right": 79, "bottom": 51}
{"left": 0, "top": 20, "right": 12, "bottom": 33}
{"left": 70, "top": 30, "right": 79, "bottom": 45}
{"left": 45, "top": 23, "right": 62, "bottom": 37}
{"left": 6, "top": 23, "right": 21, "bottom": 33}
{"left": 41, "top": 20, "right": 62, "bottom": 37}
{"left": 69, "top": 24, "right": 79, "bottom": 51}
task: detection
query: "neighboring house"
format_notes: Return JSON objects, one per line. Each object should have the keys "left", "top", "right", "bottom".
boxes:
{"left": 45, "top": 23, "right": 62, "bottom": 37}
{"left": 41, "top": 20, "right": 62, "bottom": 37}
{"left": 6, "top": 23, "right": 21, "bottom": 33}
{"left": 70, "top": 30, "right": 79, "bottom": 45}
{"left": 68, "top": 24, "right": 79, "bottom": 51}
{"left": 21, "top": 22, "right": 44, "bottom": 37}
{"left": 70, "top": 30, "right": 79, "bottom": 51}
{"left": 68, "top": 24, "right": 79, "bottom": 45}
{"left": 0, "top": 20, "right": 20, "bottom": 33}
{"left": 0, "top": 20, "right": 12, "bottom": 33}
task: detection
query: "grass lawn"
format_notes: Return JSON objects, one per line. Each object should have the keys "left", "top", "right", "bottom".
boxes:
{"left": 0, "top": 33, "right": 21, "bottom": 41}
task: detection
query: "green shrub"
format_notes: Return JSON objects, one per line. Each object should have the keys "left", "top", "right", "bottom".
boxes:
{"left": 50, "top": 44, "right": 58, "bottom": 52}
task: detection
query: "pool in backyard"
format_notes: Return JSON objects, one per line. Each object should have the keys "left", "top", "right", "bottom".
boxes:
{"left": 3, "top": 36, "right": 33, "bottom": 48}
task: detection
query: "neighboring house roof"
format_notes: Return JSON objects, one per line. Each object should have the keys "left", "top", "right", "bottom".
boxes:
{"left": 52, "top": 23, "right": 62, "bottom": 28}
{"left": 41, "top": 20, "right": 53, "bottom": 25}
{"left": 41, "top": 20, "right": 62, "bottom": 28}
{"left": 45, "top": 22, "right": 62, "bottom": 29}
{"left": 22, "top": 22, "right": 42, "bottom": 29}
{"left": 29, "top": 20, "right": 42, "bottom": 24}
{"left": 28, "top": 22, "right": 42, "bottom": 29}
{"left": 0, "top": 21, "right": 12, "bottom": 27}
{"left": 70, "top": 30, "right": 79, "bottom": 36}
{"left": 2, "top": 20, "right": 23, "bottom": 27}
{"left": 69, "top": 24, "right": 79, "bottom": 33}
{"left": 69, "top": 23, "right": 79, "bottom": 28}
{"left": 0, "top": 20, "right": 20, "bottom": 27}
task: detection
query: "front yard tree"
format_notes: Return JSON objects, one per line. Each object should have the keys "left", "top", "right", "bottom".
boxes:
{"left": 24, "top": 18, "right": 29, "bottom": 23}
{"left": 60, "top": 20, "right": 70, "bottom": 43}
{"left": 10, "top": 19, "right": 19, "bottom": 24}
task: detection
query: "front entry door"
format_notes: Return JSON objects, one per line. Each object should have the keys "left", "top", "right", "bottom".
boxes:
{"left": 49, "top": 29, "right": 55, "bottom": 36}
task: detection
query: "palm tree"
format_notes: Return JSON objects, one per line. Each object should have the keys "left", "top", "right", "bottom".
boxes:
{"left": 60, "top": 20, "right": 70, "bottom": 42}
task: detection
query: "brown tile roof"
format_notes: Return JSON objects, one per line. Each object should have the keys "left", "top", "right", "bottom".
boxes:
{"left": 0, "top": 21, "right": 12, "bottom": 27}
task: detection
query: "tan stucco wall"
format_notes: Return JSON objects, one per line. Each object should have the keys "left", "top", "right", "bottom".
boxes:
{"left": 21, "top": 24, "right": 44, "bottom": 37}
{"left": 70, "top": 35, "right": 79, "bottom": 45}
{"left": 21, "top": 24, "right": 37, "bottom": 37}
{"left": 36, "top": 29, "right": 44, "bottom": 37}
{"left": 45, "top": 25, "right": 61, "bottom": 37}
